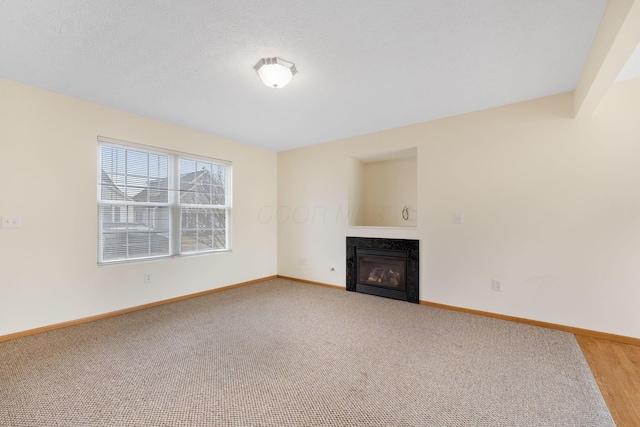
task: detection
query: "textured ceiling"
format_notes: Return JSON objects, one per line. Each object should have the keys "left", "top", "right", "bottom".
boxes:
{"left": 0, "top": 0, "right": 628, "bottom": 152}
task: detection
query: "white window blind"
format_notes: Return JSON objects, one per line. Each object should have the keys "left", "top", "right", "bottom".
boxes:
{"left": 98, "top": 140, "right": 231, "bottom": 264}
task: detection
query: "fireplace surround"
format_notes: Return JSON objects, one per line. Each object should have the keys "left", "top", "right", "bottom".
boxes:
{"left": 346, "top": 237, "right": 419, "bottom": 303}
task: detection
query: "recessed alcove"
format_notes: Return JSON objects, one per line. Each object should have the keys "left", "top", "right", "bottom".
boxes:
{"left": 348, "top": 147, "right": 417, "bottom": 227}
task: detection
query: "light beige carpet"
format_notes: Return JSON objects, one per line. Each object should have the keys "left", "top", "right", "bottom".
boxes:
{"left": 0, "top": 279, "right": 614, "bottom": 426}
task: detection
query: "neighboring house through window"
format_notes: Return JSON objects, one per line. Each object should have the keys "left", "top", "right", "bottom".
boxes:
{"left": 98, "top": 138, "right": 231, "bottom": 264}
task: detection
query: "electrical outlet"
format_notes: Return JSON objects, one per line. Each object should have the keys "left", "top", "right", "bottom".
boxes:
{"left": 454, "top": 213, "right": 463, "bottom": 224}
{"left": 144, "top": 273, "right": 152, "bottom": 283}
{"left": 492, "top": 279, "right": 502, "bottom": 292}
{"left": 1, "top": 215, "right": 21, "bottom": 229}
{"left": 300, "top": 258, "right": 308, "bottom": 265}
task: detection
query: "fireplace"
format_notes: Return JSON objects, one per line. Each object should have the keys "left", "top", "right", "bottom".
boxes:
{"left": 346, "top": 237, "right": 419, "bottom": 303}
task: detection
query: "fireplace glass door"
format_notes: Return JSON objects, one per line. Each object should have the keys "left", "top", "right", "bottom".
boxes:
{"left": 357, "top": 254, "right": 406, "bottom": 291}
{"left": 355, "top": 248, "right": 407, "bottom": 297}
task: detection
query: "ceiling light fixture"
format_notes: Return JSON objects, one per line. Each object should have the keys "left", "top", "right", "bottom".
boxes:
{"left": 254, "top": 57, "right": 297, "bottom": 89}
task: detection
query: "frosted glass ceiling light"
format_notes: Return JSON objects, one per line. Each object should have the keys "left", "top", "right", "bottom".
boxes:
{"left": 254, "top": 57, "right": 297, "bottom": 88}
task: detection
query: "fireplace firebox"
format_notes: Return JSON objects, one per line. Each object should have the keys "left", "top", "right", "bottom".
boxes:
{"left": 346, "top": 237, "right": 419, "bottom": 303}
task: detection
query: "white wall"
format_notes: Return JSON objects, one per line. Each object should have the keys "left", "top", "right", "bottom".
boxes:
{"left": 0, "top": 78, "right": 278, "bottom": 336}
{"left": 277, "top": 79, "right": 640, "bottom": 339}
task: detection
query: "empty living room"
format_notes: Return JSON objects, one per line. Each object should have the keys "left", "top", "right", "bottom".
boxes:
{"left": 1, "top": 1, "right": 639, "bottom": 426}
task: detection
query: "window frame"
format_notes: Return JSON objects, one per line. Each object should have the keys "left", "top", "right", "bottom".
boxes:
{"left": 97, "top": 137, "right": 232, "bottom": 265}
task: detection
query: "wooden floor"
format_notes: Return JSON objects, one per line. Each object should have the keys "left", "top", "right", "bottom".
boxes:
{"left": 576, "top": 335, "right": 640, "bottom": 427}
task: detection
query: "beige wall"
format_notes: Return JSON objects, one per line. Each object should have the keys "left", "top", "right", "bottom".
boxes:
{"left": 278, "top": 79, "right": 640, "bottom": 339}
{"left": 348, "top": 158, "right": 366, "bottom": 226}
{"left": 3, "top": 75, "right": 640, "bottom": 340}
{"left": 0, "top": 78, "right": 278, "bottom": 336}
{"left": 361, "top": 157, "right": 417, "bottom": 227}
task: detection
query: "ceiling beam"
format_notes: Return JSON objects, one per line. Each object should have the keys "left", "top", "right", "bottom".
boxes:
{"left": 574, "top": 0, "right": 640, "bottom": 117}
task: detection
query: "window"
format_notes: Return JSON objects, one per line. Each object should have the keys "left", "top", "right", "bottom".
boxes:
{"left": 98, "top": 139, "right": 231, "bottom": 263}
{"left": 179, "top": 158, "right": 228, "bottom": 254}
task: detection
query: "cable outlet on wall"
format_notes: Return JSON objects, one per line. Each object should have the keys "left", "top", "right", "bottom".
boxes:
{"left": 144, "top": 273, "right": 152, "bottom": 283}
{"left": 492, "top": 278, "right": 502, "bottom": 292}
